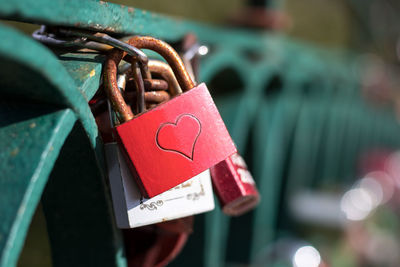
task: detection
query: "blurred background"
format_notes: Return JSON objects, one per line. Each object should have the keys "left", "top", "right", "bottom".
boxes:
{"left": 5, "top": 0, "right": 400, "bottom": 266}
{"left": 110, "top": 0, "right": 400, "bottom": 61}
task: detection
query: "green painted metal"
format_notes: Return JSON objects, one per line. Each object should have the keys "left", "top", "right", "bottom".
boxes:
{"left": 0, "top": 23, "right": 123, "bottom": 267}
{"left": 0, "top": 107, "right": 76, "bottom": 267}
{"left": 57, "top": 52, "right": 105, "bottom": 101}
{"left": 0, "top": 0, "right": 272, "bottom": 49}
{"left": 0, "top": 23, "right": 99, "bottom": 145}
{"left": 251, "top": 95, "right": 301, "bottom": 260}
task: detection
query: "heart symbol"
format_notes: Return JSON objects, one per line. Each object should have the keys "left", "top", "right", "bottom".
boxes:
{"left": 156, "top": 114, "right": 201, "bottom": 160}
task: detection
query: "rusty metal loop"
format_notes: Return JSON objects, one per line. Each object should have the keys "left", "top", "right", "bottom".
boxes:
{"left": 147, "top": 104, "right": 158, "bottom": 109}
{"left": 124, "top": 55, "right": 152, "bottom": 80}
{"left": 148, "top": 60, "right": 182, "bottom": 95}
{"left": 126, "top": 90, "right": 170, "bottom": 104}
{"left": 143, "top": 79, "right": 169, "bottom": 91}
{"left": 104, "top": 36, "right": 193, "bottom": 122}
{"left": 145, "top": 90, "right": 170, "bottom": 103}
{"left": 104, "top": 53, "right": 135, "bottom": 122}
{"left": 122, "top": 60, "right": 182, "bottom": 95}
{"left": 126, "top": 36, "right": 195, "bottom": 91}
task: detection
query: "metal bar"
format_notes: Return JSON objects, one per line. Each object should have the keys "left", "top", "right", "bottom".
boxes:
{"left": 0, "top": 109, "right": 76, "bottom": 267}
{"left": 0, "top": 0, "right": 269, "bottom": 49}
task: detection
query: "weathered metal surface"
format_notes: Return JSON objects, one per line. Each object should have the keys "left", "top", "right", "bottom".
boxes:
{"left": 0, "top": 23, "right": 111, "bottom": 267}
{"left": 57, "top": 52, "right": 105, "bottom": 100}
{"left": 0, "top": 0, "right": 278, "bottom": 49}
{"left": 0, "top": 23, "right": 98, "bottom": 145}
{"left": 0, "top": 107, "right": 76, "bottom": 267}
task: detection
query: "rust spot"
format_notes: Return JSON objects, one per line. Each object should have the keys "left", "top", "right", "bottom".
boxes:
{"left": 128, "top": 7, "right": 134, "bottom": 13}
{"left": 89, "top": 69, "right": 96, "bottom": 77}
{"left": 99, "top": 0, "right": 105, "bottom": 4}
{"left": 29, "top": 122, "right": 36, "bottom": 128}
{"left": 87, "top": 23, "right": 117, "bottom": 33}
{"left": 104, "top": 26, "right": 116, "bottom": 32}
{"left": 74, "top": 22, "right": 81, "bottom": 27}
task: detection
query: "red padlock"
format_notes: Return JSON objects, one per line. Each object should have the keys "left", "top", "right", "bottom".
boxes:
{"left": 210, "top": 153, "right": 260, "bottom": 216}
{"left": 104, "top": 36, "right": 237, "bottom": 198}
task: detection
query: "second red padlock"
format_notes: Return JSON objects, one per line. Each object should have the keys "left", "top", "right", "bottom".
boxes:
{"left": 210, "top": 153, "right": 260, "bottom": 216}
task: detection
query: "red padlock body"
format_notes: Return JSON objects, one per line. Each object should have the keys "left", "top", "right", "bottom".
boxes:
{"left": 116, "top": 83, "right": 237, "bottom": 198}
{"left": 210, "top": 153, "right": 260, "bottom": 216}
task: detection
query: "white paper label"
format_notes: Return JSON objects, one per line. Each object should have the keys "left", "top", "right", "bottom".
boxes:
{"left": 105, "top": 143, "right": 215, "bottom": 228}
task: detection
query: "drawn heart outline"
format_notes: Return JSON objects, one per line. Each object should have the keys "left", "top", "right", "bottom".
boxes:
{"left": 155, "top": 114, "right": 202, "bottom": 160}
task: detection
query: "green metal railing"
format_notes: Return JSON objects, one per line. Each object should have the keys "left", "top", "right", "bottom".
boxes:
{"left": 1, "top": 1, "right": 400, "bottom": 266}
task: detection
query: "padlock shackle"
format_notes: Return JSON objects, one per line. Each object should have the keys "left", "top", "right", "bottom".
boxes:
{"left": 126, "top": 36, "right": 195, "bottom": 91}
{"left": 104, "top": 54, "right": 135, "bottom": 122}
{"left": 148, "top": 60, "right": 182, "bottom": 96}
{"left": 120, "top": 60, "right": 182, "bottom": 96}
{"left": 104, "top": 36, "right": 195, "bottom": 123}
